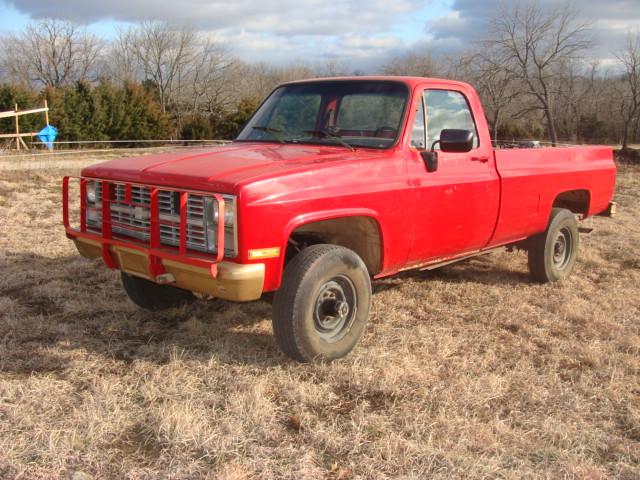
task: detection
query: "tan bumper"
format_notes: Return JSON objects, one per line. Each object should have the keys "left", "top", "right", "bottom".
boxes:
{"left": 74, "top": 238, "right": 264, "bottom": 302}
{"left": 597, "top": 201, "right": 618, "bottom": 218}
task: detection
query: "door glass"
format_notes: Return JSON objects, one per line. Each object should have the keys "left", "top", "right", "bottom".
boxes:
{"left": 425, "top": 90, "right": 478, "bottom": 150}
{"left": 410, "top": 98, "right": 426, "bottom": 149}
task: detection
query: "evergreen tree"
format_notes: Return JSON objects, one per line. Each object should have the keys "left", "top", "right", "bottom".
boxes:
{"left": 0, "top": 84, "right": 41, "bottom": 135}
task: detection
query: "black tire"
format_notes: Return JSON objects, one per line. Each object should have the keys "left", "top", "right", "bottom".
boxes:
{"left": 528, "top": 208, "right": 579, "bottom": 283}
{"left": 272, "top": 244, "right": 372, "bottom": 363}
{"left": 121, "top": 272, "right": 195, "bottom": 311}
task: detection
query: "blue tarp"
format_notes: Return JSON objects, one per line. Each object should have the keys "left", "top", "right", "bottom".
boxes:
{"left": 37, "top": 125, "right": 58, "bottom": 150}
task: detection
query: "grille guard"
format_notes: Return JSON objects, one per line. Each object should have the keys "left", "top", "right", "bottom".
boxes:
{"left": 63, "top": 176, "right": 226, "bottom": 278}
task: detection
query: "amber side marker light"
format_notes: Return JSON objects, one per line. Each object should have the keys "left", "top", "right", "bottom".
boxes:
{"left": 248, "top": 247, "right": 281, "bottom": 260}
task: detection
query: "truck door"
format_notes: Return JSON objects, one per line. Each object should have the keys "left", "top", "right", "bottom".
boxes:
{"left": 406, "top": 88, "right": 500, "bottom": 265}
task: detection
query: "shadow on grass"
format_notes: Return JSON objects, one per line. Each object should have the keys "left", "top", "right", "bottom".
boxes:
{"left": 373, "top": 253, "right": 531, "bottom": 294}
{"left": 0, "top": 252, "right": 286, "bottom": 373}
{"left": 0, "top": 250, "right": 530, "bottom": 374}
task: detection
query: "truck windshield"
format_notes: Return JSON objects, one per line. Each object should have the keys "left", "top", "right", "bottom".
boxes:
{"left": 236, "top": 81, "right": 408, "bottom": 149}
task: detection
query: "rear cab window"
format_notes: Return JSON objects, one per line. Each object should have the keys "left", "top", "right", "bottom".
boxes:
{"left": 270, "top": 93, "right": 322, "bottom": 135}
{"left": 336, "top": 94, "right": 405, "bottom": 136}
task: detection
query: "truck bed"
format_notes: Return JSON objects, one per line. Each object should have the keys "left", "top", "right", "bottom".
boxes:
{"left": 490, "top": 146, "right": 616, "bottom": 246}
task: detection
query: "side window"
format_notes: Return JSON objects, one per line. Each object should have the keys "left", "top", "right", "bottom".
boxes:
{"left": 410, "top": 97, "right": 426, "bottom": 149}
{"left": 425, "top": 90, "right": 478, "bottom": 150}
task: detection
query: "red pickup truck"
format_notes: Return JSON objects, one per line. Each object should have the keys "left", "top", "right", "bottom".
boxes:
{"left": 63, "top": 77, "right": 617, "bottom": 362}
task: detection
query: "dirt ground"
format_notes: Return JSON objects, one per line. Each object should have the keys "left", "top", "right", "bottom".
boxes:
{"left": 0, "top": 152, "right": 638, "bottom": 479}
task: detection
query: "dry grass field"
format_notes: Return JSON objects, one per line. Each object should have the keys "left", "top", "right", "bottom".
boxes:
{"left": 0, "top": 152, "right": 638, "bottom": 479}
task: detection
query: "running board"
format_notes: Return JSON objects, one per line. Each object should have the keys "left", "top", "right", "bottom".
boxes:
{"left": 397, "top": 246, "right": 506, "bottom": 273}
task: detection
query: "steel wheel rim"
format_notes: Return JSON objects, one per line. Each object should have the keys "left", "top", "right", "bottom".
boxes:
{"left": 552, "top": 227, "right": 573, "bottom": 270}
{"left": 313, "top": 275, "right": 357, "bottom": 343}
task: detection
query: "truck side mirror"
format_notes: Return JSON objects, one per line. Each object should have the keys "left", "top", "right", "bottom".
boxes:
{"left": 439, "top": 129, "right": 474, "bottom": 153}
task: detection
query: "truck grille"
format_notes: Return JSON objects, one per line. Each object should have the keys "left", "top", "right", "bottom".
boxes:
{"left": 158, "top": 196, "right": 209, "bottom": 251}
{"left": 85, "top": 181, "right": 236, "bottom": 256}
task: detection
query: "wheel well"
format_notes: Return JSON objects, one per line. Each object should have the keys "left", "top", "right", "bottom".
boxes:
{"left": 553, "top": 190, "right": 590, "bottom": 216}
{"left": 287, "top": 216, "right": 382, "bottom": 275}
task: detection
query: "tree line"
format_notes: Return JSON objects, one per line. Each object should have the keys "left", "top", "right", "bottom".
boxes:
{"left": 0, "top": 1, "right": 639, "bottom": 150}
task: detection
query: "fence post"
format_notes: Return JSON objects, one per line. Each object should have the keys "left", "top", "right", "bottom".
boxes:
{"left": 14, "top": 104, "right": 20, "bottom": 151}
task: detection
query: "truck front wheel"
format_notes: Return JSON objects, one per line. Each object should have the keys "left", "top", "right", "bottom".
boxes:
{"left": 528, "top": 208, "right": 579, "bottom": 283}
{"left": 121, "top": 272, "right": 195, "bottom": 311}
{"left": 272, "top": 244, "right": 372, "bottom": 362}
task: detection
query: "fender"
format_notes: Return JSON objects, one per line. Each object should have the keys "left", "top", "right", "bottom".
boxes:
{"left": 275, "top": 207, "right": 385, "bottom": 286}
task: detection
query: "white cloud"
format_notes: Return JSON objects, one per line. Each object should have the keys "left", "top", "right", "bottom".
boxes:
{"left": 6, "top": 0, "right": 428, "bottom": 69}
{"left": 5, "top": 0, "right": 640, "bottom": 70}
{"left": 7, "top": 0, "right": 426, "bottom": 36}
{"left": 425, "top": 0, "right": 640, "bottom": 58}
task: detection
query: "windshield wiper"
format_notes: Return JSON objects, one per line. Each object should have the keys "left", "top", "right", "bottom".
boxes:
{"left": 251, "top": 126, "right": 285, "bottom": 144}
{"left": 302, "top": 129, "right": 355, "bottom": 151}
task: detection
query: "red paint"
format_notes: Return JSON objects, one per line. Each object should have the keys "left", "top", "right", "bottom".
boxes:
{"left": 67, "top": 77, "right": 617, "bottom": 293}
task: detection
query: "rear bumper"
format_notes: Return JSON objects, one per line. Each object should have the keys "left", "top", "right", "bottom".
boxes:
{"left": 597, "top": 201, "right": 618, "bottom": 218}
{"left": 74, "top": 237, "right": 264, "bottom": 302}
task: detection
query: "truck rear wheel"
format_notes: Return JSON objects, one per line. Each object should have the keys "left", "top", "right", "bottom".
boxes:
{"left": 272, "top": 244, "right": 372, "bottom": 362}
{"left": 121, "top": 272, "right": 195, "bottom": 311}
{"left": 528, "top": 208, "right": 579, "bottom": 283}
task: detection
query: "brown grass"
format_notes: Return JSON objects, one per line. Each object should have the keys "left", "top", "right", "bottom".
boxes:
{"left": 0, "top": 154, "right": 638, "bottom": 479}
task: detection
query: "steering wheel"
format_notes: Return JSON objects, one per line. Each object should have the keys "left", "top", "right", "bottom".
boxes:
{"left": 374, "top": 126, "right": 397, "bottom": 137}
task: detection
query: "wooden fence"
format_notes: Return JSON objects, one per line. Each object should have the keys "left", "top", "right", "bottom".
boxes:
{"left": 0, "top": 101, "right": 49, "bottom": 151}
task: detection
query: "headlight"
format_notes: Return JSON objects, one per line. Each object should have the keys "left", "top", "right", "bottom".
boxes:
{"left": 211, "top": 201, "right": 236, "bottom": 225}
{"left": 86, "top": 181, "right": 96, "bottom": 203}
{"left": 204, "top": 196, "right": 237, "bottom": 256}
{"left": 85, "top": 181, "right": 102, "bottom": 229}
{"left": 85, "top": 180, "right": 101, "bottom": 206}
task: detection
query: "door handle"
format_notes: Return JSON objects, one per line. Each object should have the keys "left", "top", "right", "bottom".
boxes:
{"left": 471, "top": 156, "right": 490, "bottom": 163}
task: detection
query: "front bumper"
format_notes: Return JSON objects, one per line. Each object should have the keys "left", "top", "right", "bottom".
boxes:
{"left": 74, "top": 237, "right": 264, "bottom": 301}
{"left": 63, "top": 176, "right": 263, "bottom": 302}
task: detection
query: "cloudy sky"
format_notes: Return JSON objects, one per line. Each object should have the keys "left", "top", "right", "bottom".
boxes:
{"left": 1, "top": 0, "right": 638, "bottom": 71}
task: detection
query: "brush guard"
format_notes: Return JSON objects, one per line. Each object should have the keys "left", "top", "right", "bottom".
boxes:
{"left": 62, "top": 176, "right": 226, "bottom": 280}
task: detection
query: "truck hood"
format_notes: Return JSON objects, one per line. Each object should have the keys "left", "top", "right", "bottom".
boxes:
{"left": 81, "top": 142, "right": 384, "bottom": 193}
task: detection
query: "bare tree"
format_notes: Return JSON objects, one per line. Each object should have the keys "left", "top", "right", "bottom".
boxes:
{"left": 382, "top": 49, "right": 440, "bottom": 77}
{"left": 1, "top": 19, "right": 103, "bottom": 87}
{"left": 616, "top": 32, "right": 640, "bottom": 150}
{"left": 110, "top": 24, "right": 235, "bottom": 119}
{"left": 486, "top": 1, "right": 591, "bottom": 145}
{"left": 106, "top": 27, "right": 142, "bottom": 84}
{"left": 129, "top": 22, "right": 199, "bottom": 113}
{"left": 184, "top": 40, "right": 237, "bottom": 114}
{"left": 229, "top": 62, "right": 316, "bottom": 102}
{"left": 124, "top": 22, "right": 238, "bottom": 119}
{"left": 455, "top": 49, "right": 520, "bottom": 143}
{"left": 315, "top": 60, "right": 349, "bottom": 77}
{"left": 552, "top": 59, "right": 601, "bottom": 142}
